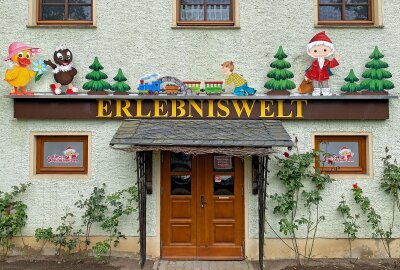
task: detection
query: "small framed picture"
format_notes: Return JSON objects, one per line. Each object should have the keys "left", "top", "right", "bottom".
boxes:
{"left": 314, "top": 135, "right": 367, "bottom": 174}
{"left": 36, "top": 136, "right": 88, "bottom": 174}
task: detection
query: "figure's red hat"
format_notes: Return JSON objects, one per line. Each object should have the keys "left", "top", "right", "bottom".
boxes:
{"left": 309, "top": 31, "right": 333, "bottom": 44}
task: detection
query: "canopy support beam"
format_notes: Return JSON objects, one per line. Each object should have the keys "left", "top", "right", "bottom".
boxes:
{"left": 257, "top": 156, "right": 269, "bottom": 270}
{"left": 137, "top": 151, "right": 147, "bottom": 268}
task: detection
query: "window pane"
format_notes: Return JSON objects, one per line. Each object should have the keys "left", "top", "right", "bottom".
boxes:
{"left": 42, "top": 0, "right": 65, "bottom": 3}
{"left": 171, "top": 153, "right": 192, "bottom": 172}
{"left": 171, "top": 176, "right": 191, "bottom": 195}
{"left": 68, "top": 5, "right": 92, "bottom": 20}
{"left": 181, "top": 4, "right": 205, "bottom": 21}
{"left": 43, "top": 142, "right": 84, "bottom": 167}
{"left": 319, "top": 141, "right": 360, "bottom": 167}
{"left": 319, "top": 6, "right": 342, "bottom": 20}
{"left": 347, "top": 0, "right": 369, "bottom": 3}
{"left": 319, "top": 0, "right": 342, "bottom": 3}
{"left": 41, "top": 5, "right": 65, "bottom": 20}
{"left": 214, "top": 175, "right": 234, "bottom": 196}
{"left": 69, "top": 0, "right": 91, "bottom": 3}
{"left": 207, "top": 4, "right": 230, "bottom": 21}
{"left": 346, "top": 5, "right": 369, "bottom": 20}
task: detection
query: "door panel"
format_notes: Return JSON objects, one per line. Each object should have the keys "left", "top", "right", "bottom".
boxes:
{"left": 161, "top": 152, "right": 244, "bottom": 260}
{"left": 161, "top": 152, "right": 197, "bottom": 258}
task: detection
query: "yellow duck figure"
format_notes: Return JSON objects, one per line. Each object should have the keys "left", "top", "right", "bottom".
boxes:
{"left": 4, "top": 42, "right": 41, "bottom": 95}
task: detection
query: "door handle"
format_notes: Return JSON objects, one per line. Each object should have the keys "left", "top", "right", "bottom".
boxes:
{"left": 200, "top": 195, "right": 205, "bottom": 208}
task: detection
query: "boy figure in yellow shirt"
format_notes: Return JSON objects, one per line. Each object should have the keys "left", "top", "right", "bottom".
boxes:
{"left": 221, "top": 61, "right": 256, "bottom": 96}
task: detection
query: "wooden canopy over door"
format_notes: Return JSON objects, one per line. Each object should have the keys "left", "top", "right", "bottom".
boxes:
{"left": 161, "top": 152, "right": 244, "bottom": 260}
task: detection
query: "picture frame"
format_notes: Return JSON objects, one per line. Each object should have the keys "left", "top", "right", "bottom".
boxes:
{"left": 35, "top": 135, "right": 88, "bottom": 174}
{"left": 314, "top": 135, "right": 367, "bottom": 174}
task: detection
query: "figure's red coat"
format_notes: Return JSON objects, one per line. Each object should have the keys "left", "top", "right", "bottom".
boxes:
{"left": 305, "top": 58, "right": 339, "bottom": 81}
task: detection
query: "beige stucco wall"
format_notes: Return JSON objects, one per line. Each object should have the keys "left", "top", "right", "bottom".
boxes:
{"left": 0, "top": 0, "right": 400, "bottom": 260}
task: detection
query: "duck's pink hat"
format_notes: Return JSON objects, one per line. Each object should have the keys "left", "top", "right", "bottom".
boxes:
{"left": 4, "top": 42, "right": 41, "bottom": 61}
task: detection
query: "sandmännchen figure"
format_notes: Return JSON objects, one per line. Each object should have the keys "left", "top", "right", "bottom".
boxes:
{"left": 305, "top": 32, "right": 342, "bottom": 96}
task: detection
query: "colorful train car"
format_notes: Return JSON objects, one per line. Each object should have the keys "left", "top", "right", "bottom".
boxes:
{"left": 204, "top": 81, "right": 224, "bottom": 95}
{"left": 164, "top": 84, "right": 180, "bottom": 95}
{"left": 183, "top": 81, "right": 202, "bottom": 95}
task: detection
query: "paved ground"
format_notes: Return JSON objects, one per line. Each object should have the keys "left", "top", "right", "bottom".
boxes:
{"left": 154, "top": 260, "right": 257, "bottom": 270}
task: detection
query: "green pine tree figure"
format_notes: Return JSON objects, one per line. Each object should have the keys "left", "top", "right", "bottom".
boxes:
{"left": 360, "top": 46, "right": 394, "bottom": 93}
{"left": 83, "top": 57, "right": 111, "bottom": 94}
{"left": 265, "top": 46, "right": 296, "bottom": 94}
{"left": 111, "top": 69, "right": 131, "bottom": 94}
{"left": 341, "top": 69, "right": 361, "bottom": 94}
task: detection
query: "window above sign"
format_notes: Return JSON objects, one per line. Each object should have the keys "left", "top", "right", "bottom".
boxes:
{"left": 315, "top": 0, "right": 383, "bottom": 27}
{"left": 314, "top": 135, "right": 369, "bottom": 175}
{"left": 34, "top": 135, "right": 89, "bottom": 175}
{"left": 175, "top": 0, "right": 238, "bottom": 27}
{"left": 28, "top": 0, "right": 96, "bottom": 27}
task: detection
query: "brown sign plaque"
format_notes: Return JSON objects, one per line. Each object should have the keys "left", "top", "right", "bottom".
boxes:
{"left": 11, "top": 96, "right": 391, "bottom": 120}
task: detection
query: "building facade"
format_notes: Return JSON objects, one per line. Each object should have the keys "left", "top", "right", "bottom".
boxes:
{"left": 1, "top": 0, "right": 399, "bottom": 265}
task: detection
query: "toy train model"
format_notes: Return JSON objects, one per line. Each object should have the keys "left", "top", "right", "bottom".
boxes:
{"left": 137, "top": 75, "right": 224, "bottom": 95}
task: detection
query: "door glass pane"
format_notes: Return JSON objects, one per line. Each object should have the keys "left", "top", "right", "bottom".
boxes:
{"left": 171, "top": 176, "right": 191, "bottom": 195}
{"left": 171, "top": 153, "right": 192, "bottom": 172}
{"left": 214, "top": 175, "right": 234, "bottom": 195}
{"left": 41, "top": 5, "right": 65, "bottom": 20}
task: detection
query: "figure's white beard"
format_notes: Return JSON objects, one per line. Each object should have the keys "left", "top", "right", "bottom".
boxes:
{"left": 318, "top": 57, "right": 325, "bottom": 69}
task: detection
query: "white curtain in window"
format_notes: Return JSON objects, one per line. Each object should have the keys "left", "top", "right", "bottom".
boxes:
{"left": 181, "top": 0, "right": 230, "bottom": 21}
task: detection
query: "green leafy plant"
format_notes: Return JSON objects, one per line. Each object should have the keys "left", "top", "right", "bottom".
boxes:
{"left": 35, "top": 184, "right": 138, "bottom": 262}
{"left": 265, "top": 46, "right": 296, "bottom": 93}
{"left": 381, "top": 147, "right": 400, "bottom": 210}
{"left": 337, "top": 190, "right": 360, "bottom": 261}
{"left": 352, "top": 183, "right": 394, "bottom": 258}
{"left": 110, "top": 69, "right": 131, "bottom": 93}
{"left": 94, "top": 186, "right": 138, "bottom": 262}
{"left": 75, "top": 184, "right": 107, "bottom": 253}
{"left": 0, "top": 183, "right": 31, "bottom": 258}
{"left": 269, "top": 147, "right": 334, "bottom": 265}
{"left": 82, "top": 57, "right": 111, "bottom": 94}
{"left": 35, "top": 211, "right": 82, "bottom": 259}
{"left": 92, "top": 240, "right": 110, "bottom": 262}
{"left": 360, "top": 46, "right": 394, "bottom": 93}
{"left": 341, "top": 69, "right": 361, "bottom": 94}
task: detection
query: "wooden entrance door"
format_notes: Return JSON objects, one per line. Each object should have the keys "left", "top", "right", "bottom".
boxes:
{"left": 161, "top": 152, "right": 244, "bottom": 260}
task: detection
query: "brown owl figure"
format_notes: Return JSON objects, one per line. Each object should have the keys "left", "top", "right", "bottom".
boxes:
{"left": 44, "top": 45, "right": 78, "bottom": 95}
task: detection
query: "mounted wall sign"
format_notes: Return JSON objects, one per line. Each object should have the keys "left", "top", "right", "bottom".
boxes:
{"left": 214, "top": 156, "right": 233, "bottom": 171}
{"left": 11, "top": 96, "right": 393, "bottom": 120}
